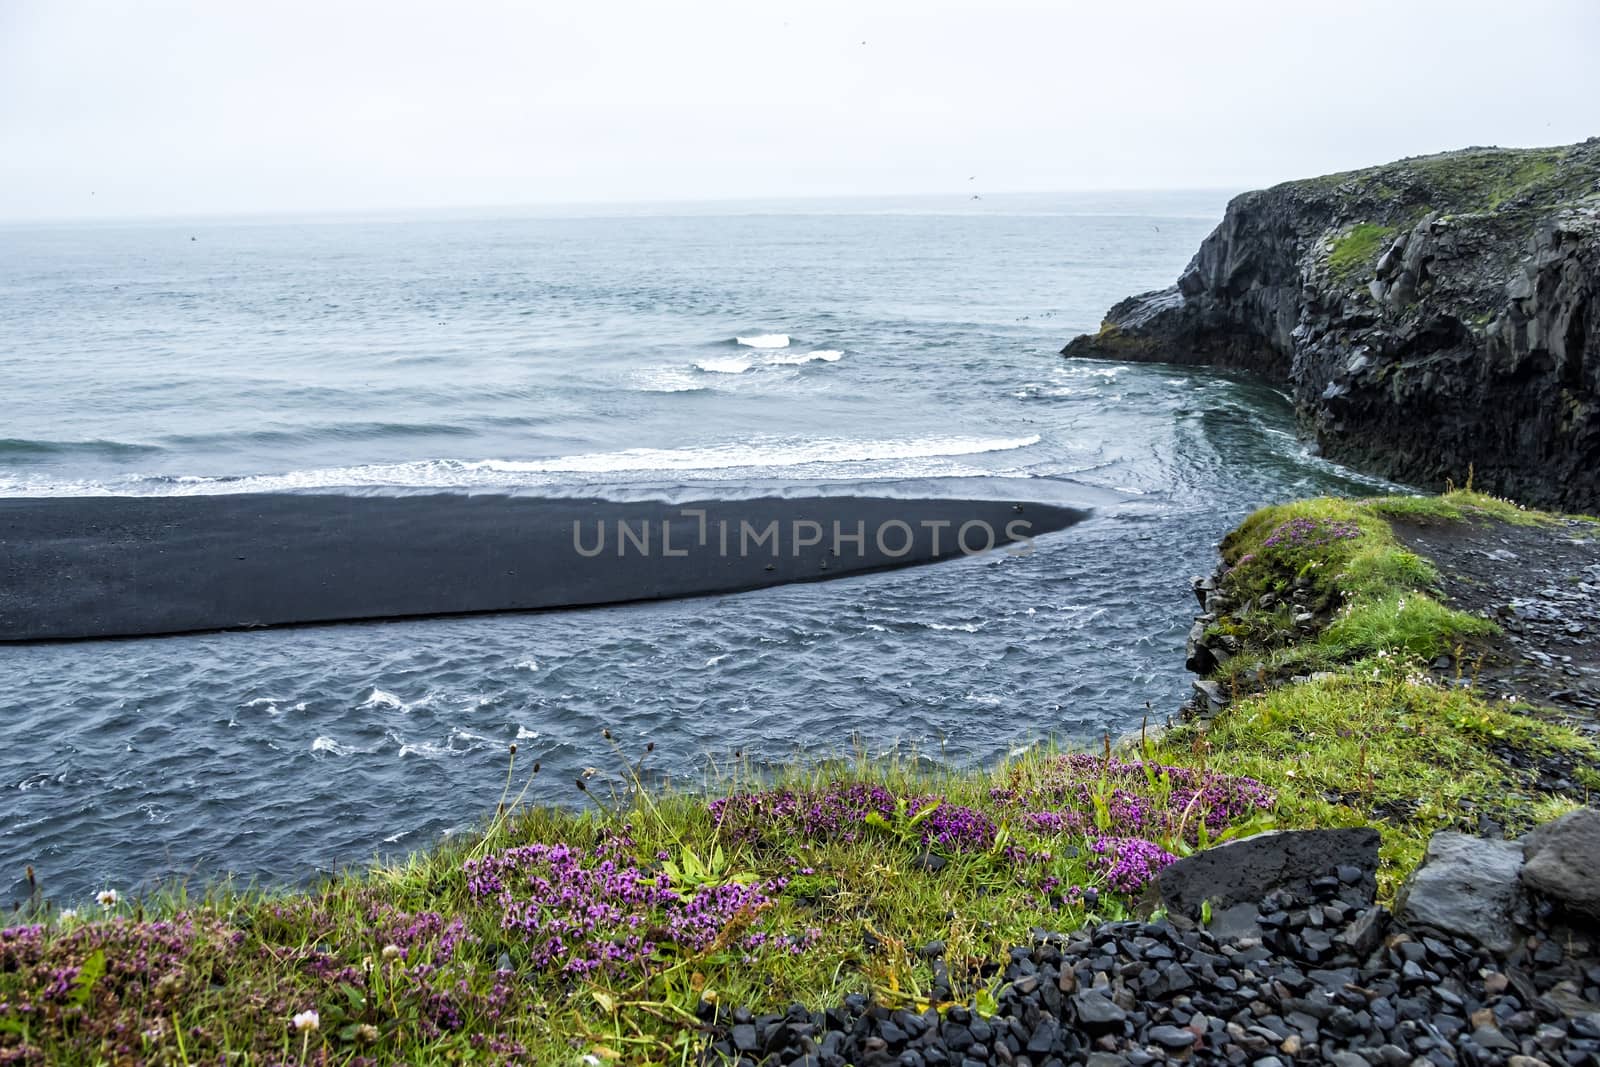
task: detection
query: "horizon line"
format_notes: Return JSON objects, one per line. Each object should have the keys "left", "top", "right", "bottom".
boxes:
{"left": 0, "top": 184, "right": 1245, "bottom": 229}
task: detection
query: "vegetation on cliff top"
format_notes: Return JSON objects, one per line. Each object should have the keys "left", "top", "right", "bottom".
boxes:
{"left": 1283, "top": 141, "right": 1598, "bottom": 223}
{"left": 3, "top": 491, "right": 1595, "bottom": 1065}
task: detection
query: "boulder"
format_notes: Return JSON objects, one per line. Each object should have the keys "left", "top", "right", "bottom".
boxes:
{"left": 1153, "top": 828, "right": 1379, "bottom": 921}
{"left": 1520, "top": 808, "right": 1600, "bottom": 923}
{"left": 1192, "top": 679, "right": 1228, "bottom": 716}
{"left": 1396, "top": 832, "right": 1525, "bottom": 953}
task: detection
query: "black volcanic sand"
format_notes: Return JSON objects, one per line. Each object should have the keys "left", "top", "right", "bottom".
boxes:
{"left": 0, "top": 493, "right": 1087, "bottom": 641}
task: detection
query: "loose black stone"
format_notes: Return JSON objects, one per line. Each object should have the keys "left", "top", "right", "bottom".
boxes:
{"left": 1147, "top": 1024, "right": 1196, "bottom": 1049}
{"left": 706, "top": 858, "right": 1600, "bottom": 1067}
{"left": 730, "top": 1023, "right": 758, "bottom": 1052}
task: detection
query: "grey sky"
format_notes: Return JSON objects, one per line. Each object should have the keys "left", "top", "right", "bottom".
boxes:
{"left": 3, "top": 0, "right": 1597, "bottom": 221}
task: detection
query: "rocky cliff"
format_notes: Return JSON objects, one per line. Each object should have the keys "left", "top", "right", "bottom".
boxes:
{"left": 1063, "top": 141, "right": 1600, "bottom": 511}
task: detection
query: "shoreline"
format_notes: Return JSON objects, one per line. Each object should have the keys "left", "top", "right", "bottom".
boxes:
{"left": 5, "top": 488, "right": 1598, "bottom": 1064}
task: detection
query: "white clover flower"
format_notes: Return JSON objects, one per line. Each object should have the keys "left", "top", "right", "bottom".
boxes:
{"left": 57, "top": 908, "right": 79, "bottom": 923}
{"left": 96, "top": 889, "right": 120, "bottom": 909}
{"left": 381, "top": 943, "right": 403, "bottom": 963}
{"left": 292, "top": 1009, "right": 320, "bottom": 1033}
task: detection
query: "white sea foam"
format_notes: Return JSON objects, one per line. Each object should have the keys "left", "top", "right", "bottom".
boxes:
{"left": 632, "top": 367, "right": 706, "bottom": 393}
{"left": 311, "top": 736, "right": 352, "bottom": 756}
{"left": 468, "top": 433, "right": 1041, "bottom": 475}
{"left": 515, "top": 725, "right": 540, "bottom": 739}
{"left": 513, "top": 659, "right": 539, "bottom": 672}
{"left": 1, "top": 433, "right": 1042, "bottom": 495}
{"left": 694, "top": 357, "right": 753, "bottom": 374}
{"left": 241, "top": 697, "right": 305, "bottom": 716}
{"left": 705, "top": 652, "right": 732, "bottom": 667}
{"left": 734, "top": 333, "right": 790, "bottom": 349}
{"left": 769, "top": 349, "right": 843, "bottom": 365}
{"left": 928, "top": 621, "right": 984, "bottom": 632}
{"left": 360, "top": 688, "right": 407, "bottom": 711}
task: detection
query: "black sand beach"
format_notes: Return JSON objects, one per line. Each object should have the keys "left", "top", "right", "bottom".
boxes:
{"left": 0, "top": 493, "right": 1087, "bottom": 641}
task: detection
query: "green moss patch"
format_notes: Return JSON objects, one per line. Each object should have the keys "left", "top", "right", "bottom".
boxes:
{"left": 1327, "top": 222, "right": 1396, "bottom": 282}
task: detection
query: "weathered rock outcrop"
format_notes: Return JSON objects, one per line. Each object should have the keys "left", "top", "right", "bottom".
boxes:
{"left": 1064, "top": 140, "right": 1600, "bottom": 511}
{"left": 1396, "top": 809, "right": 1600, "bottom": 953}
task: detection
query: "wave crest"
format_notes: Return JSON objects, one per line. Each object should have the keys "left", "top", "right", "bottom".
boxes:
{"left": 770, "top": 349, "right": 843, "bottom": 365}
{"left": 694, "top": 357, "right": 753, "bottom": 374}
{"left": 0, "top": 433, "right": 1042, "bottom": 494}
{"left": 734, "top": 334, "right": 790, "bottom": 349}
{"left": 467, "top": 433, "right": 1041, "bottom": 474}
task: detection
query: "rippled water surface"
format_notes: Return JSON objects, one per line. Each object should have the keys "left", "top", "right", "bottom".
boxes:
{"left": 0, "top": 192, "right": 1389, "bottom": 902}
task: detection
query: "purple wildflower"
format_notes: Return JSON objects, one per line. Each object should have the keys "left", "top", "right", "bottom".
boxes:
{"left": 1087, "top": 837, "right": 1177, "bottom": 893}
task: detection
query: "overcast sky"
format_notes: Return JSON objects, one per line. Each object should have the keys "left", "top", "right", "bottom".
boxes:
{"left": 3, "top": 0, "right": 1597, "bottom": 221}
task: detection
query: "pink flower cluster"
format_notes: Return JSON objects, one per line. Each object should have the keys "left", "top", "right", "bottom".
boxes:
{"left": 918, "top": 803, "right": 998, "bottom": 853}
{"left": 1087, "top": 836, "right": 1178, "bottom": 893}
{"left": 463, "top": 835, "right": 807, "bottom": 976}
{"left": 1261, "top": 516, "right": 1363, "bottom": 550}
{"left": 991, "top": 754, "right": 1274, "bottom": 845}
{"left": 709, "top": 783, "right": 997, "bottom": 855}
{"left": 708, "top": 782, "right": 899, "bottom": 845}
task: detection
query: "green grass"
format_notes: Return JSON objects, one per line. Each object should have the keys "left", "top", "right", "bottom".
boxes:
{"left": 1153, "top": 668, "right": 1590, "bottom": 895}
{"left": 1364, "top": 487, "right": 1554, "bottom": 526}
{"left": 1181, "top": 487, "right": 1597, "bottom": 891}
{"left": 1210, "top": 490, "right": 1531, "bottom": 681}
{"left": 0, "top": 742, "right": 1282, "bottom": 1066}
{"left": 4, "top": 489, "right": 1596, "bottom": 1065}
{"left": 1326, "top": 222, "right": 1396, "bottom": 283}
{"left": 1320, "top": 591, "right": 1494, "bottom": 659}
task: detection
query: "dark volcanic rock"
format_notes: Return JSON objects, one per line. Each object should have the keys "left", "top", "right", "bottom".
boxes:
{"left": 1396, "top": 832, "right": 1525, "bottom": 952}
{"left": 1153, "top": 828, "right": 1379, "bottom": 922}
{"left": 1062, "top": 140, "right": 1600, "bottom": 511}
{"left": 1522, "top": 807, "right": 1600, "bottom": 923}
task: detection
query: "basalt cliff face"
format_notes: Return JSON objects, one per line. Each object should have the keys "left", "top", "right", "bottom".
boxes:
{"left": 1063, "top": 141, "right": 1600, "bottom": 510}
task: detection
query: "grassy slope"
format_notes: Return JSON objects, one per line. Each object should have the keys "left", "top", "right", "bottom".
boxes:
{"left": 3, "top": 491, "right": 1595, "bottom": 1066}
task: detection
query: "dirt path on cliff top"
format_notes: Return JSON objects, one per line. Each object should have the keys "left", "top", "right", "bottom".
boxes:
{"left": 1394, "top": 513, "right": 1600, "bottom": 727}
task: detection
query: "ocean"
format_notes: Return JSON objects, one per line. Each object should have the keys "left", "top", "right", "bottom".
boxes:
{"left": 0, "top": 191, "right": 1392, "bottom": 903}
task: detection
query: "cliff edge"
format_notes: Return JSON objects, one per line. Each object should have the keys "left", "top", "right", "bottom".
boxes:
{"left": 1063, "top": 141, "right": 1600, "bottom": 510}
